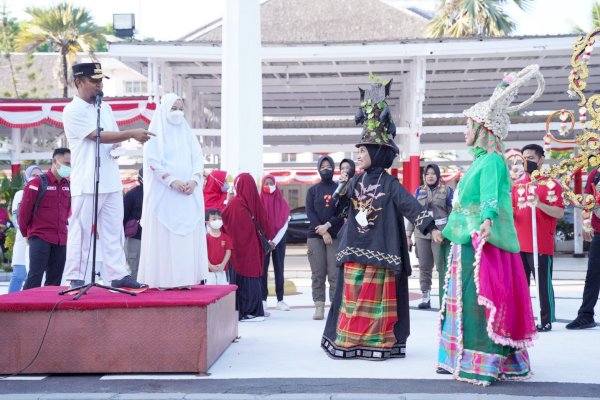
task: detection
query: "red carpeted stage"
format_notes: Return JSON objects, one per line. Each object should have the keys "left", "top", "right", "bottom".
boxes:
{"left": 0, "top": 285, "right": 238, "bottom": 375}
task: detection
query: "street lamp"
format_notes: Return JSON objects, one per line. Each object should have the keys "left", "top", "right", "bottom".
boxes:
{"left": 113, "top": 14, "right": 135, "bottom": 39}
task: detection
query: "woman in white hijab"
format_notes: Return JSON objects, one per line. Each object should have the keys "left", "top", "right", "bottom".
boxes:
{"left": 138, "top": 93, "right": 208, "bottom": 289}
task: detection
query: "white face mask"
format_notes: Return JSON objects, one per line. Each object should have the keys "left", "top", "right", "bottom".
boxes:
{"left": 209, "top": 220, "right": 223, "bottom": 230}
{"left": 167, "top": 110, "right": 185, "bottom": 125}
{"left": 268, "top": 185, "right": 276, "bottom": 194}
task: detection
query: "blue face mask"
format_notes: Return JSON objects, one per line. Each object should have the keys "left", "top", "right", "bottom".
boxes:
{"left": 58, "top": 164, "right": 71, "bottom": 178}
{"left": 221, "top": 183, "right": 230, "bottom": 193}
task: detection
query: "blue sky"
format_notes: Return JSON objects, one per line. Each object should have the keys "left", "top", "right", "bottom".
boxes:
{"left": 2, "top": 0, "right": 597, "bottom": 41}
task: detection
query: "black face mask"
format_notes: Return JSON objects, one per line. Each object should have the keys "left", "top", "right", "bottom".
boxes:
{"left": 525, "top": 160, "right": 538, "bottom": 175}
{"left": 319, "top": 168, "right": 334, "bottom": 181}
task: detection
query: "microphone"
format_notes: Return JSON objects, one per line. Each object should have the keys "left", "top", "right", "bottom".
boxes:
{"left": 332, "top": 169, "right": 356, "bottom": 202}
{"left": 95, "top": 90, "right": 104, "bottom": 107}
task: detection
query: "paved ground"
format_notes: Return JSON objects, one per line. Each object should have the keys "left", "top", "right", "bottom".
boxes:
{"left": 1, "top": 245, "right": 599, "bottom": 399}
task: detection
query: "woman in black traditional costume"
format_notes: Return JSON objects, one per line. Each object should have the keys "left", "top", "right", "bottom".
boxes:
{"left": 321, "top": 78, "right": 443, "bottom": 360}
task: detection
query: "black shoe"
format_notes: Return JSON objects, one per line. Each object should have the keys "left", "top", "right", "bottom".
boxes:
{"left": 566, "top": 316, "right": 597, "bottom": 330}
{"left": 536, "top": 323, "right": 552, "bottom": 332}
{"left": 111, "top": 275, "right": 148, "bottom": 289}
{"left": 436, "top": 367, "right": 451, "bottom": 375}
{"left": 418, "top": 300, "right": 431, "bottom": 309}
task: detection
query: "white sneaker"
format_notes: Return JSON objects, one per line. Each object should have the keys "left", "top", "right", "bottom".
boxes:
{"left": 262, "top": 300, "right": 271, "bottom": 317}
{"left": 276, "top": 300, "right": 291, "bottom": 311}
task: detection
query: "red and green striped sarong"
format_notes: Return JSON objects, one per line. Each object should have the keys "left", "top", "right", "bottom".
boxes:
{"left": 334, "top": 262, "right": 398, "bottom": 350}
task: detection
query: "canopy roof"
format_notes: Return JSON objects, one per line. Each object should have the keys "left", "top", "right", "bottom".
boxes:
{"left": 110, "top": 34, "right": 592, "bottom": 157}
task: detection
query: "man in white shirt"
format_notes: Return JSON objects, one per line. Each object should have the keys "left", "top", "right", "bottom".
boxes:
{"left": 62, "top": 62, "right": 153, "bottom": 290}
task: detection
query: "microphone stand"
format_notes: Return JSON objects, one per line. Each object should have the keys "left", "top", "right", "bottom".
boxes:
{"left": 60, "top": 91, "right": 135, "bottom": 299}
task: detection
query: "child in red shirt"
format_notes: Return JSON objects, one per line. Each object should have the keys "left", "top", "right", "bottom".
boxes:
{"left": 206, "top": 209, "right": 233, "bottom": 285}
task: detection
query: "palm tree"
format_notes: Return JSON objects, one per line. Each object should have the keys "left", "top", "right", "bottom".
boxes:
{"left": 572, "top": 1, "right": 600, "bottom": 34}
{"left": 16, "top": 2, "right": 104, "bottom": 97}
{"left": 426, "top": 0, "right": 534, "bottom": 38}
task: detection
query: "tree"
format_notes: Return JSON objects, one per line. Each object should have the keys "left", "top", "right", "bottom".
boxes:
{"left": 425, "top": 0, "right": 534, "bottom": 38}
{"left": 16, "top": 2, "right": 105, "bottom": 97}
{"left": 572, "top": 1, "right": 600, "bottom": 34}
{"left": 1, "top": 3, "right": 20, "bottom": 97}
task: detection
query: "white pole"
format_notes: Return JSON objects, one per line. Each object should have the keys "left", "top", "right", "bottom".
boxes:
{"left": 529, "top": 185, "right": 542, "bottom": 327}
{"left": 221, "top": 0, "right": 263, "bottom": 181}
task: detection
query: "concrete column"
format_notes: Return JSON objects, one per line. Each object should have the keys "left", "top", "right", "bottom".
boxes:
{"left": 10, "top": 128, "right": 21, "bottom": 178}
{"left": 147, "top": 58, "right": 154, "bottom": 102}
{"left": 152, "top": 59, "right": 160, "bottom": 101}
{"left": 162, "top": 61, "right": 173, "bottom": 94}
{"left": 398, "top": 57, "right": 426, "bottom": 193}
{"left": 182, "top": 78, "right": 193, "bottom": 124}
{"left": 220, "top": 0, "right": 263, "bottom": 181}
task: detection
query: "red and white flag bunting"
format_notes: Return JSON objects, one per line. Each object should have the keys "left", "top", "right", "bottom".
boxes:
{"left": 0, "top": 98, "right": 156, "bottom": 129}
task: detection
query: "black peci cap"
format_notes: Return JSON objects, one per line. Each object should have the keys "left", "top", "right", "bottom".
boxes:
{"left": 72, "top": 62, "right": 110, "bottom": 80}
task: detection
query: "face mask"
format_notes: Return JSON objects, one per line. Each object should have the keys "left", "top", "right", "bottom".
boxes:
{"left": 167, "top": 110, "right": 185, "bottom": 125}
{"left": 525, "top": 160, "right": 538, "bottom": 175}
{"left": 319, "top": 168, "right": 333, "bottom": 181}
{"left": 262, "top": 185, "right": 276, "bottom": 194}
{"left": 58, "top": 164, "right": 71, "bottom": 178}
{"left": 221, "top": 183, "right": 229, "bottom": 193}
{"left": 209, "top": 220, "right": 223, "bottom": 230}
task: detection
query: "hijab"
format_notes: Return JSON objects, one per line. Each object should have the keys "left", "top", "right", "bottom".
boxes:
{"left": 203, "top": 170, "right": 228, "bottom": 211}
{"left": 366, "top": 144, "right": 397, "bottom": 172}
{"left": 260, "top": 174, "right": 290, "bottom": 233}
{"left": 24, "top": 165, "right": 42, "bottom": 184}
{"left": 471, "top": 120, "right": 505, "bottom": 155}
{"left": 317, "top": 155, "right": 335, "bottom": 182}
{"left": 222, "top": 173, "right": 273, "bottom": 277}
{"left": 339, "top": 158, "right": 356, "bottom": 179}
{"left": 142, "top": 93, "right": 205, "bottom": 235}
{"left": 424, "top": 164, "right": 441, "bottom": 189}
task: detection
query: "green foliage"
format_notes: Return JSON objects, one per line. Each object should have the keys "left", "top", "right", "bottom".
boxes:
{"left": 1, "top": 3, "right": 21, "bottom": 97}
{"left": 3, "top": 227, "right": 15, "bottom": 262}
{"left": 0, "top": 4, "right": 19, "bottom": 52}
{"left": 426, "top": 0, "right": 534, "bottom": 38}
{"left": 1, "top": 3, "right": 45, "bottom": 98}
{"left": 368, "top": 73, "right": 390, "bottom": 85}
{"left": 572, "top": 1, "right": 600, "bottom": 34}
{"left": 0, "top": 172, "right": 22, "bottom": 209}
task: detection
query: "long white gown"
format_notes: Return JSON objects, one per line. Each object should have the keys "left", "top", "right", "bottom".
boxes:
{"left": 138, "top": 93, "right": 208, "bottom": 288}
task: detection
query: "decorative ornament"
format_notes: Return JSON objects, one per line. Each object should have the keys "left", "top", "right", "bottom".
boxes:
{"left": 533, "top": 29, "right": 600, "bottom": 226}
{"left": 517, "top": 186, "right": 526, "bottom": 209}
{"left": 506, "top": 153, "right": 526, "bottom": 180}
{"left": 354, "top": 76, "right": 398, "bottom": 153}
{"left": 464, "top": 65, "right": 545, "bottom": 140}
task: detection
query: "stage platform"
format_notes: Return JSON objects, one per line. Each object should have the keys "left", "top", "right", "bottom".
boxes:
{"left": 0, "top": 285, "right": 238, "bottom": 375}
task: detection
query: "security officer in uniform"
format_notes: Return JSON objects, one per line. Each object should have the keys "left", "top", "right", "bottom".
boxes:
{"left": 406, "top": 163, "right": 454, "bottom": 309}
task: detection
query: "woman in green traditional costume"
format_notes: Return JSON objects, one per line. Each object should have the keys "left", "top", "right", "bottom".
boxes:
{"left": 437, "top": 65, "right": 544, "bottom": 385}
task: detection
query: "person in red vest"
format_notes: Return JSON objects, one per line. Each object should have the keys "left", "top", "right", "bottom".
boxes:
{"left": 19, "top": 148, "right": 72, "bottom": 289}
{"left": 512, "top": 144, "right": 564, "bottom": 332}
